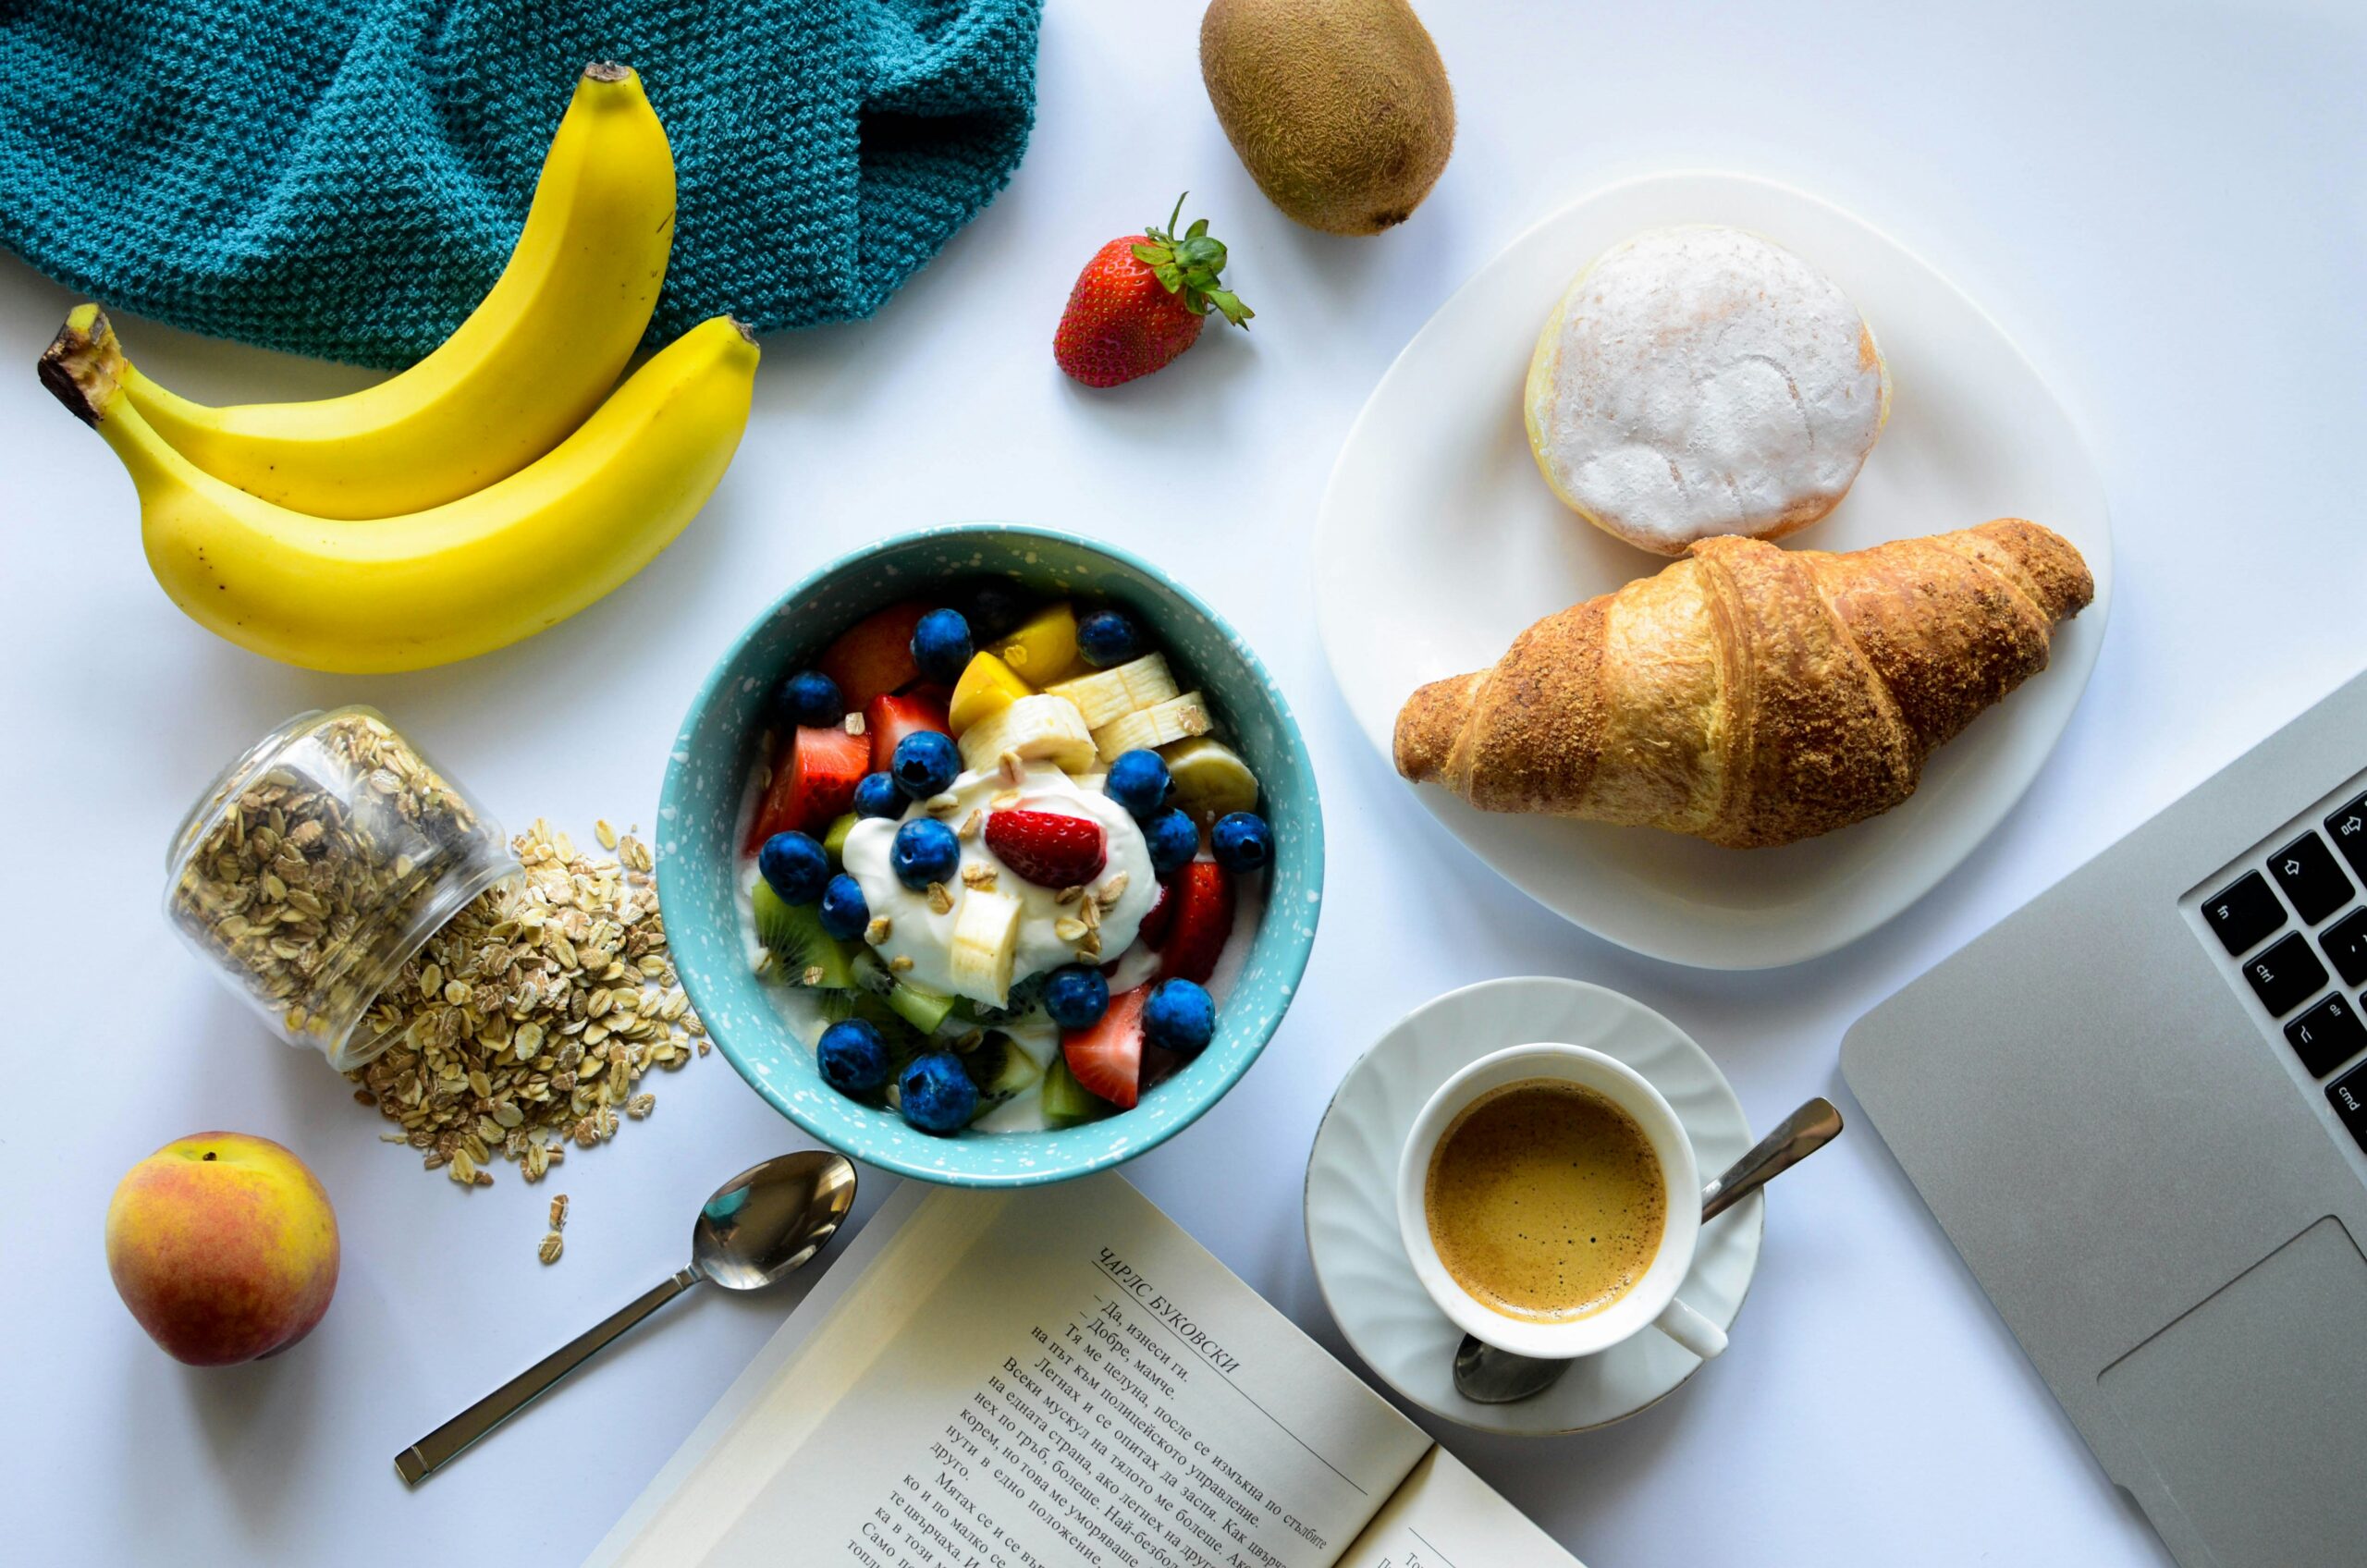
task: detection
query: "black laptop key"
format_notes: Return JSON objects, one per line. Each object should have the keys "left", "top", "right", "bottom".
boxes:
{"left": 2201, "top": 870, "right": 2287, "bottom": 955}
{"left": 2323, "top": 909, "right": 2367, "bottom": 988}
{"left": 2284, "top": 995, "right": 2367, "bottom": 1078}
{"left": 2196, "top": 871, "right": 2291, "bottom": 957}
{"left": 2326, "top": 792, "right": 2367, "bottom": 881}
{"left": 2242, "top": 933, "right": 2330, "bottom": 1017}
{"left": 2268, "top": 831, "right": 2352, "bottom": 925}
{"left": 2327, "top": 1060, "right": 2367, "bottom": 1152}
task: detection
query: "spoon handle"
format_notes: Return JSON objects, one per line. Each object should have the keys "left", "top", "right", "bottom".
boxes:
{"left": 1701, "top": 1097, "right": 1843, "bottom": 1224}
{"left": 396, "top": 1267, "right": 702, "bottom": 1485}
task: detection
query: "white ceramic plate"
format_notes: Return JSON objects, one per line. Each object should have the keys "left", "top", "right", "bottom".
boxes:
{"left": 1306, "top": 976, "right": 1761, "bottom": 1435}
{"left": 1316, "top": 171, "right": 2113, "bottom": 968}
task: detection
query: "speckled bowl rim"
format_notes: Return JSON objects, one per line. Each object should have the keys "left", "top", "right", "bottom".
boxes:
{"left": 656, "top": 522, "right": 1326, "bottom": 1187}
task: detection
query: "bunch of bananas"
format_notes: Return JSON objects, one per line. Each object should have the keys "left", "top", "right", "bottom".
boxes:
{"left": 36, "top": 64, "right": 758, "bottom": 674}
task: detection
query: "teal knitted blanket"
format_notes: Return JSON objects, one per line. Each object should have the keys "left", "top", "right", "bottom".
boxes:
{"left": 0, "top": 0, "right": 1041, "bottom": 367}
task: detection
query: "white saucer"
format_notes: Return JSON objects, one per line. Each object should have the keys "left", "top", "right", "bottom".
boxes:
{"left": 1315, "top": 170, "right": 2113, "bottom": 969}
{"left": 1305, "top": 976, "right": 1761, "bottom": 1435}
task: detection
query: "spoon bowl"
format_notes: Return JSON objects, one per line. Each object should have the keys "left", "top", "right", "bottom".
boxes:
{"left": 694, "top": 1151, "right": 858, "bottom": 1290}
{"left": 398, "top": 1148, "right": 857, "bottom": 1483}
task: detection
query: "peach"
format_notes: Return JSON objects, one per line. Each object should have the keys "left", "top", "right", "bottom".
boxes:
{"left": 104, "top": 1132, "right": 339, "bottom": 1366}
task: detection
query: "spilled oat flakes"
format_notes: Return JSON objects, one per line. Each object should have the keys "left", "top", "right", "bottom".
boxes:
{"left": 347, "top": 819, "right": 704, "bottom": 1186}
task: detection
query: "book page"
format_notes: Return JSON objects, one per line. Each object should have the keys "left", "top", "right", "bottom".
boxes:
{"left": 595, "top": 1172, "right": 1435, "bottom": 1568}
{"left": 1333, "top": 1448, "right": 1583, "bottom": 1568}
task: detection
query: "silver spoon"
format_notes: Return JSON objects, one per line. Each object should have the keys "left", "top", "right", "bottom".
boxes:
{"left": 1452, "top": 1096, "right": 1843, "bottom": 1406}
{"left": 395, "top": 1149, "right": 858, "bottom": 1484}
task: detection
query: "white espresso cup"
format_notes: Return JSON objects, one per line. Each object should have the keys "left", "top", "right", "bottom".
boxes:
{"left": 1397, "top": 1042, "right": 1728, "bottom": 1363}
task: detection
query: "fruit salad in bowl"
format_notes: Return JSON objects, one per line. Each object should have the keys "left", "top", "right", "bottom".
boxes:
{"left": 659, "top": 526, "right": 1320, "bottom": 1187}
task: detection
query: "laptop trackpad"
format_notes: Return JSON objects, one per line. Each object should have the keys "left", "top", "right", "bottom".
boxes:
{"left": 2100, "top": 1217, "right": 2367, "bottom": 1567}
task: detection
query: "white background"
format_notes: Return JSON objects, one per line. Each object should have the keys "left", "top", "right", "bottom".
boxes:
{"left": 6, "top": 1, "right": 2362, "bottom": 1562}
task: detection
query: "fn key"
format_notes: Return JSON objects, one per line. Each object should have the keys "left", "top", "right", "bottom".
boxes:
{"left": 2243, "top": 933, "right": 2331, "bottom": 1017}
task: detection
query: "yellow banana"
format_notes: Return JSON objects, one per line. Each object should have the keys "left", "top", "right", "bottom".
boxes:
{"left": 118, "top": 62, "right": 675, "bottom": 519}
{"left": 42, "top": 308, "right": 756, "bottom": 674}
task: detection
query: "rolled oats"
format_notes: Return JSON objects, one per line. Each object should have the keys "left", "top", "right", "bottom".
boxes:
{"left": 346, "top": 818, "right": 704, "bottom": 1187}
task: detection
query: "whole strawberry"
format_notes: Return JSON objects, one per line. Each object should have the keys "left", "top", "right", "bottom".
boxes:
{"left": 1054, "top": 194, "right": 1253, "bottom": 387}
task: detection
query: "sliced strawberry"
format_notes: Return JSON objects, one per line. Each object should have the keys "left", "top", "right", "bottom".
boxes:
{"left": 818, "top": 601, "right": 928, "bottom": 709}
{"left": 986, "top": 809, "right": 1107, "bottom": 888}
{"left": 1157, "top": 862, "right": 1235, "bottom": 984}
{"left": 1063, "top": 986, "right": 1147, "bottom": 1110}
{"left": 865, "top": 691, "right": 951, "bottom": 774}
{"left": 1136, "top": 876, "right": 1176, "bottom": 949}
{"left": 747, "top": 726, "right": 869, "bottom": 847}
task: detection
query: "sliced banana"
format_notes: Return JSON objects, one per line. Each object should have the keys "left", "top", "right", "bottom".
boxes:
{"left": 1094, "top": 692, "right": 1213, "bottom": 760}
{"left": 947, "top": 888, "right": 1022, "bottom": 1006}
{"left": 1047, "top": 654, "right": 1178, "bottom": 729}
{"left": 1160, "top": 736, "right": 1260, "bottom": 822}
{"left": 956, "top": 693, "right": 1098, "bottom": 776}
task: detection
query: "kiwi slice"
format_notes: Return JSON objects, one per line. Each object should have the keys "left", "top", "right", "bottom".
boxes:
{"left": 821, "top": 812, "right": 858, "bottom": 865}
{"left": 963, "top": 1032, "right": 1044, "bottom": 1114}
{"left": 886, "top": 978, "right": 959, "bottom": 1035}
{"left": 1040, "top": 1056, "right": 1112, "bottom": 1125}
{"left": 753, "top": 881, "right": 856, "bottom": 988}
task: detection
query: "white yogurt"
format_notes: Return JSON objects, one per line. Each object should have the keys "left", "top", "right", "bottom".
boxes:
{"left": 840, "top": 762, "right": 1157, "bottom": 1007}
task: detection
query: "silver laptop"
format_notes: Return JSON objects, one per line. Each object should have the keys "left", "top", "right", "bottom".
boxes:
{"left": 1843, "top": 669, "right": 2367, "bottom": 1568}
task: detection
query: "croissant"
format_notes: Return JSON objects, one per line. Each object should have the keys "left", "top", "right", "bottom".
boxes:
{"left": 1393, "top": 519, "right": 2094, "bottom": 848}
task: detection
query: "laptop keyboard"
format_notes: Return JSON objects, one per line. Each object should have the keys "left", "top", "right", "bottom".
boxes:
{"left": 2190, "top": 787, "right": 2367, "bottom": 1158}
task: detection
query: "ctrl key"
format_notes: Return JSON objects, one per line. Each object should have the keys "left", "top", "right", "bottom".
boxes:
{"left": 2327, "top": 1062, "right": 2367, "bottom": 1154}
{"left": 2241, "top": 932, "right": 2330, "bottom": 1018}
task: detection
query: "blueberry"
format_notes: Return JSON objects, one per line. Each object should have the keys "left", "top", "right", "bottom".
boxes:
{"left": 773, "top": 668, "right": 844, "bottom": 729}
{"left": 817, "top": 1018, "right": 891, "bottom": 1095}
{"left": 959, "top": 581, "right": 1029, "bottom": 641}
{"left": 1143, "top": 978, "right": 1216, "bottom": 1055}
{"left": 1075, "top": 609, "right": 1146, "bottom": 668}
{"left": 891, "top": 730, "right": 960, "bottom": 799}
{"left": 758, "top": 831, "right": 831, "bottom": 904}
{"left": 1102, "top": 750, "right": 1171, "bottom": 820}
{"left": 1044, "top": 965, "right": 1110, "bottom": 1031}
{"left": 1209, "top": 811, "right": 1273, "bottom": 873}
{"left": 898, "top": 1050, "right": 979, "bottom": 1133}
{"left": 852, "top": 771, "right": 904, "bottom": 820}
{"left": 890, "top": 819, "right": 961, "bottom": 889}
{"left": 818, "top": 874, "right": 870, "bottom": 940}
{"left": 909, "top": 608, "right": 975, "bottom": 685}
{"left": 1143, "top": 808, "right": 1199, "bottom": 876}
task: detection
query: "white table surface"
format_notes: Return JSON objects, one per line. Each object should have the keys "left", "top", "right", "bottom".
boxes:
{"left": 8, "top": 2, "right": 2362, "bottom": 1562}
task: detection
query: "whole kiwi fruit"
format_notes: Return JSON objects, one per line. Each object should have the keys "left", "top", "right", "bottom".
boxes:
{"left": 1199, "top": 0, "right": 1454, "bottom": 237}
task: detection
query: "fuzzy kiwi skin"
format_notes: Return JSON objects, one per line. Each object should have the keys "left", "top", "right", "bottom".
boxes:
{"left": 1199, "top": 0, "right": 1454, "bottom": 237}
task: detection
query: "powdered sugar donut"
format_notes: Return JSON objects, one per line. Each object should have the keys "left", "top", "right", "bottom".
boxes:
{"left": 1524, "top": 226, "right": 1891, "bottom": 555}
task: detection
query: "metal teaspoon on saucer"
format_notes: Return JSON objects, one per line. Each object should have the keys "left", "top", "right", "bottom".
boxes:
{"left": 396, "top": 1148, "right": 858, "bottom": 1484}
{"left": 1452, "top": 1097, "right": 1843, "bottom": 1405}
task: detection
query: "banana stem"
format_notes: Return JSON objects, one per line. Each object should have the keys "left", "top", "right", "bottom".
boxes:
{"left": 38, "top": 304, "right": 126, "bottom": 428}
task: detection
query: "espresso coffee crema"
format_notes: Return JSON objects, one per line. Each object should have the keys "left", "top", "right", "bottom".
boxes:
{"left": 1423, "top": 1078, "right": 1666, "bottom": 1322}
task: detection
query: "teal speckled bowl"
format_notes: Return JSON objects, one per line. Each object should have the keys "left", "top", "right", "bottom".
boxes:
{"left": 657, "top": 524, "right": 1324, "bottom": 1187}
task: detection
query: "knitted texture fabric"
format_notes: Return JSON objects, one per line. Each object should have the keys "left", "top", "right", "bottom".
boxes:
{"left": 0, "top": 0, "right": 1042, "bottom": 367}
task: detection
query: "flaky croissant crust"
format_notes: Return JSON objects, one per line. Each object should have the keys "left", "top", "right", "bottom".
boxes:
{"left": 1394, "top": 520, "right": 2094, "bottom": 848}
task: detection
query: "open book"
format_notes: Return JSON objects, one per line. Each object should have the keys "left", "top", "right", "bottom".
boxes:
{"left": 589, "top": 1172, "right": 1582, "bottom": 1568}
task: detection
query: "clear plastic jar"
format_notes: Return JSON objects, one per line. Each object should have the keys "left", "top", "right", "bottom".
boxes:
{"left": 166, "top": 706, "right": 519, "bottom": 1072}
